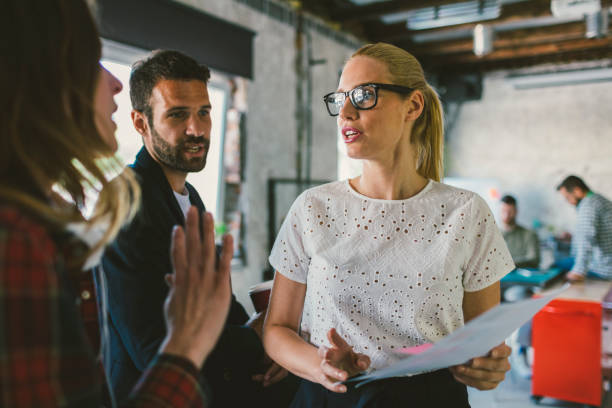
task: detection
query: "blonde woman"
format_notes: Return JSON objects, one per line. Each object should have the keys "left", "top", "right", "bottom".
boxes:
{"left": 0, "top": 1, "right": 232, "bottom": 406}
{"left": 264, "top": 43, "right": 514, "bottom": 407}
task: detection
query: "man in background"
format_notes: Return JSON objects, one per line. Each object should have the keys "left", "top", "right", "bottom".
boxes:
{"left": 557, "top": 175, "right": 612, "bottom": 281}
{"left": 500, "top": 195, "right": 540, "bottom": 269}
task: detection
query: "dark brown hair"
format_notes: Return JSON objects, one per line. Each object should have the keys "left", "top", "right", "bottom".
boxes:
{"left": 557, "top": 175, "right": 590, "bottom": 192}
{"left": 130, "top": 50, "right": 211, "bottom": 124}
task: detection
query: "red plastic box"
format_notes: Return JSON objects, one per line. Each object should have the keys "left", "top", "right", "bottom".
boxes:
{"left": 532, "top": 298, "right": 602, "bottom": 406}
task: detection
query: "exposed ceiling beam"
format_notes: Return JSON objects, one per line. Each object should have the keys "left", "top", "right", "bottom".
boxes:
{"left": 330, "top": 0, "right": 467, "bottom": 23}
{"left": 364, "top": 0, "right": 552, "bottom": 42}
{"left": 420, "top": 37, "right": 612, "bottom": 70}
{"left": 406, "top": 22, "right": 589, "bottom": 55}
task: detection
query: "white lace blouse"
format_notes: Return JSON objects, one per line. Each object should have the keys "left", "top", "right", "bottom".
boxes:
{"left": 269, "top": 180, "right": 514, "bottom": 370}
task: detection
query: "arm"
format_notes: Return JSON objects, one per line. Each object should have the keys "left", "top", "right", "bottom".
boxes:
{"left": 450, "top": 282, "right": 511, "bottom": 390}
{"left": 263, "top": 273, "right": 369, "bottom": 393}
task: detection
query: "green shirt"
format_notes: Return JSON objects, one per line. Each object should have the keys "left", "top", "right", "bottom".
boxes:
{"left": 502, "top": 225, "right": 540, "bottom": 269}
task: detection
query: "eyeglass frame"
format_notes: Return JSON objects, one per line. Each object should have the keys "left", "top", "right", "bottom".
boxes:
{"left": 322, "top": 82, "right": 415, "bottom": 117}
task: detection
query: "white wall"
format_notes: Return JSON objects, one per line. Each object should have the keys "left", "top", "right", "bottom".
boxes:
{"left": 446, "top": 69, "right": 612, "bottom": 236}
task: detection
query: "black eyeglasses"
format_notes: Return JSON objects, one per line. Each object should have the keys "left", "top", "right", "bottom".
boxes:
{"left": 323, "top": 83, "right": 414, "bottom": 116}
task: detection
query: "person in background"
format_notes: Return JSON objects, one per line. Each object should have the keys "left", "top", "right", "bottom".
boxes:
{"left": 557, "top": 175, "right": 612, "bottom": 282}
{"left": 499, "top": 195, "right": 540, "bottom": 269}
{"left": 0, "top": 0, "right": 233, "bottom": 406}
{"left": 101, "top": 50, "right": 291, "bottom": 407}
{"left": 263, "top": 42, "right": 513, "bottom": 407}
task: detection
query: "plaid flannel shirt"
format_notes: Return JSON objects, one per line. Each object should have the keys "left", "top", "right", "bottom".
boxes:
{"left": 0, "top": 205, "right": 207, "bottom": 407}
{"left": 572, "top": 192, "right": 612, "bottom": 278}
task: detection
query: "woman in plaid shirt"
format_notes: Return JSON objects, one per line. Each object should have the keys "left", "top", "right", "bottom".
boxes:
{"left": 0, "top": 1, "right": 233, "bottom": 406}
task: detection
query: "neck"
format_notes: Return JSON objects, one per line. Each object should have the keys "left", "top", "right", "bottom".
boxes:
{"left": 501, "top": 221, "right": 516, "bottom": 231}
{"left": 352, "top": 155, "right": 427, "bottom": 200}
{"left": 161, "top": 165, "right": 187, "bottom": 194}
{"left": 144, "top": 145, "right": 187, "bottom": 194}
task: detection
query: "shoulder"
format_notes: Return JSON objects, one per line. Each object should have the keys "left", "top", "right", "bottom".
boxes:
{"left": 295, "top": 181, "right": 348, "bottom": 207}
{"left": 0, "top": 205, "right": 57, "bottom": 251}
{"left": 426, "top": 181, "right": 481, "bottom": 211}
{"left": 592, "top": 193, "right": 612, "bottom": 209}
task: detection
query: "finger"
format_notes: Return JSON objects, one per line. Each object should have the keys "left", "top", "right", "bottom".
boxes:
{"left": 321, "top": 377, "right": 347, "bottom": 393}
{"left": 263, "top": 364, "right": 287, "bottom": 386}
{"left": 451, "top": 371, "right": 499, "bottom": 391}
{"left": 252, "top": 374, "right": 265, "bottom": 382}
{"left": 164, "top": 274, "right": 175, "bottom": 288}
{"left": 201, "top": 212, "right": 216, "bottom": 280}
{"left": 489, "top": 343, "right": 511, "bottom": 358}
{"left": 355, "top": 353, "right": 371, "bottom": 371}
{"left": 327, "top": 328, "right": 350, "bottom": 350}
{"left": 185, "top": 207, "right": 202, "bottom": 279}
{"left": 170, "top": 225, "right": 187, "bottom": 286}
{"left": 453, "top": 364, "right": 508, "bottom": 382}
{"left": 320, "top": 359, "right": 348, "bottom": 382}
{"left": 470, "top": 356, "right": 512, "bottom": 372}
{"left": 217, "top": 233, "right": 233, "bottom": 287}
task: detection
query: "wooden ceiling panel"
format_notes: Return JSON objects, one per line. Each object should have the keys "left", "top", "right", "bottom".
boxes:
{"left": 283, "top": 0, "right": 612, "bottom": 73}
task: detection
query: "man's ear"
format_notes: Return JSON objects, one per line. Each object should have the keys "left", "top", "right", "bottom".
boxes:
{"left": 131, "top": 110, "right": 148, "bottom": 136}
{"left": 404, "top": 90, "right": 425, "bottom": 122}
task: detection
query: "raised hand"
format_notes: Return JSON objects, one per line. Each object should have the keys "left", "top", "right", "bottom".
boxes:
{"left": 160, "top": 207, "right": 233, "bottom": 369}
{"left": 317, "top": 328, "right": 370, "bottom": 393}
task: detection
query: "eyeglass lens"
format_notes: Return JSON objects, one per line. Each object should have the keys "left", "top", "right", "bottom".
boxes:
{"left": 326, "top": 85, "right": 377, "bottom": 115}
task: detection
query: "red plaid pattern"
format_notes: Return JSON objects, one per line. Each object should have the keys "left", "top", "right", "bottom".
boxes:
{"left": 0, "top": 205, "right": 207, "bottom": 407}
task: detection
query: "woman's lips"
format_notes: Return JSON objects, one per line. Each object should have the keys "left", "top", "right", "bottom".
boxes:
{"left": 342, "top": 126, "right": 361, "bottom": 143}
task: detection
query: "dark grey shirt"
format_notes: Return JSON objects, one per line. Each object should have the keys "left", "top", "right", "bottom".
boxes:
{"left": 502, "top": 225, "right": 540, "bottom": 269}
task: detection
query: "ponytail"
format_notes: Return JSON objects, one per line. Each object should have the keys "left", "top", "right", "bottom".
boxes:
{"left": 412, "top": 85, "right": 444, "bottom": 182}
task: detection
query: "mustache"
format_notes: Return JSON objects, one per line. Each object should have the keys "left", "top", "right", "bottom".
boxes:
{"left": 180, "top": 136, "right": 210, "bottom": 150}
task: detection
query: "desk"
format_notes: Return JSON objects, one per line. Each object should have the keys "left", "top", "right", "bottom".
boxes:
{"left": 501, "top": 267, "right": 564, "bottom": 288}
{"left": 532, "top": 280, "right": 612, "bottom": 407}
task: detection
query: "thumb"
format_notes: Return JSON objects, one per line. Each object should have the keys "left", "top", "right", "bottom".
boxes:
{"left": 327, "top": 328, "right": 349, "bottom": 350}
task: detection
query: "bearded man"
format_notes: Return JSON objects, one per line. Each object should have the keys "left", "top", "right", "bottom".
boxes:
{"left": 101, "top": 50, "right": 290, "bottom": 407}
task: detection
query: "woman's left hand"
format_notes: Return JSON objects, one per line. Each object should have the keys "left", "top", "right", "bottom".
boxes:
{"left": 449, "top": 342, "right": 511, "bottom": 390}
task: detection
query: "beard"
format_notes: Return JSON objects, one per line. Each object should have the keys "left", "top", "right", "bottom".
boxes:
{"left": 150, "top": 126, "right": 209, "bottom": 173}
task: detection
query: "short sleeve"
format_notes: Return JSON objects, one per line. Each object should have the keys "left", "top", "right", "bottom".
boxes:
{"left": 463, "top": 195, "right": 515, "bottom": 292}
{"left": 268, "top": 192, "right": 310, "bottom": 284}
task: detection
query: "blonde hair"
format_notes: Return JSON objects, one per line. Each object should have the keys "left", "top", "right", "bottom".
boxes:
{"left": 352, "top": 43, "right": 444, "bottom": 182}
{"left": 0, "top": 0, "right": 140, "bottom": 259}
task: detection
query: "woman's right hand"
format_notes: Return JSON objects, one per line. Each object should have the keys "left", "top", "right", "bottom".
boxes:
{"left": 161, "top": 207, "right": 233, "bottom": 369}
{"left": 317, "top": 328, "right": 371, "bottom": 393}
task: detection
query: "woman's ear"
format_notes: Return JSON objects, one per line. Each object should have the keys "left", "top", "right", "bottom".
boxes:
{"left": 404, "top": 90, "right": 425, "bottom": 122}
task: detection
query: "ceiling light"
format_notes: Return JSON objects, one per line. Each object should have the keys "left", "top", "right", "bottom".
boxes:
{"left": 473, "top": 24, "right": 494, "bottom": 55}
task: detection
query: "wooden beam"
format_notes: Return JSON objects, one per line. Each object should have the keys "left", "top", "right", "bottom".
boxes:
{"left": 426, "top": 48, "right": 612, "bottom": 72}
{"left": 364, "top": 0, "right": 552, "bottom": 42}
{"left": 405, "top": 22, "right": 588, "bottom": 56}
{"left": 330, "top": 0, "right": 467, "bottom": 23}
{"left": 419, "top": 37, "right": 612, "bottom": 70}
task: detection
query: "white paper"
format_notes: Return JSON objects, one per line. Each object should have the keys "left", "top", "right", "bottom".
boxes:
{"left": 348, "top": 284, "right": 569, "bottom": 387}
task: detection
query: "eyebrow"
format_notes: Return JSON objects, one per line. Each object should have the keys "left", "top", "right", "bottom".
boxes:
{"left": 335, "top": 82, "right": 376, "bottom": 92}
{"left": 165, "top": 104, "right": 212, "bottom": 113}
